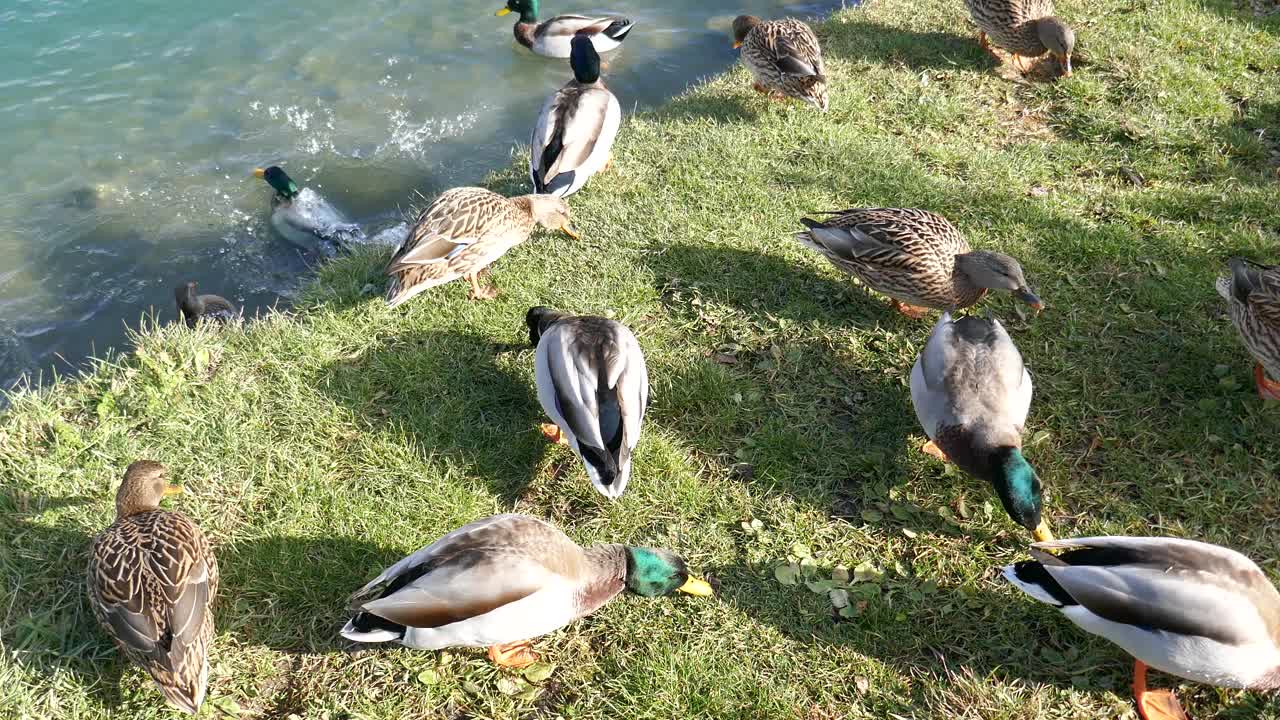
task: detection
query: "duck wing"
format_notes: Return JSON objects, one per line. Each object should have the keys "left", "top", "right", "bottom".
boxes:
{"left": 531, "top": 83, "right": 618, "bottom": 195}
{"left": 385, "top": 188, "right": 505, "bottom": 275}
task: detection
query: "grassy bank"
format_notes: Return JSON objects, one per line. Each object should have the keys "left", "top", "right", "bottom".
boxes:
{"left": 4, "top": 0, "right": 1280, "bottom": 717}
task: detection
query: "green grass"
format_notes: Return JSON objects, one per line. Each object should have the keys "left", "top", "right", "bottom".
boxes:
{"left": 4, "top": 0, "right": 1280, "bottom": 717}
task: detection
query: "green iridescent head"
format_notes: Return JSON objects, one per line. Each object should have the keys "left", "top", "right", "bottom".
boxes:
{"left": 495, "top": 0, "right": 538, "bottom": 24}
{"left": 624, "top": 547, "right": 714, "bottom": 598}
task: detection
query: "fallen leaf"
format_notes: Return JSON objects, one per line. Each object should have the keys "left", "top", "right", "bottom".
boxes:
{"left": 829, "top": 588, "right": 850, "bottom": 609}
{"left": 901, "top": 528, "right": 918, "bottom": 539}
{"left": 523, "top": 663, "right": 555, "bottom": 683}
{"left": 1027, "top": 186, "right": 1050, "bottom": 197}
{"left": 806, "top": 579, "right": 834, "bottom": 594}
{"left": 860, "top": 509, "right": 883, "bottom": 523}
{"left": 854, "top": 561, "right": 884, "bottom": 583}
{"left": 791, "top": 542, "right": 812, "bottom": 558}
{"left": 417, "top": 669, "right": 440, "bottom": 685}
{"left": 496, "top": 676, "right": 527, "bottom": 696}
{"left": 774, "top": 563, "right": 800, "bottom": 585}
{"left": 832, "top": 566, "right": 850, "bottom": 584}
{"left": 713, "top": 352, "right": 738, "bottom": 365}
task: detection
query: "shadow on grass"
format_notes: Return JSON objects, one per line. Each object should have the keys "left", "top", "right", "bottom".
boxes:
{"left": 313, "top": 330, "right": 545, "bottom": 506}
{"left": 820, "top": 18, "right": 997, "bottom": 72}
{"left": 658, "top": 91, "right": 760, "bottom": 125}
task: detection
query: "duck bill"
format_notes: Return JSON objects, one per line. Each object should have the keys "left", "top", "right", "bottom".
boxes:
{"left": 678, "top": 576, "right": 714, "bottom": 596}
{"left": 163, "top": 483, "right": 185, "bottom": 497}
{"left": 1057, "top": 53, "right": 1072, "bottom": 77}
{"left": 560, "top": 223, "right": 580, "bottom": 240}
{"left": 1032, "top": 520, "right": 1055, "bottom": 543}
{"left": 495, "top": 7, "right": 511, "bottom": 16}
{"left": 1015, "top": 287, "right": 1044, "bottom": 312}
{"left": 732, "top": 41, "right": 742, "bottom": 49}
{"left": 252, "top": 167, "right": 266, "bottom": 178}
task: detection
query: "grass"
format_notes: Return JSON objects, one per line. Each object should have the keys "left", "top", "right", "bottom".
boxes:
{"left": 3, "top": 0, "right": 1280, "bottom": 717}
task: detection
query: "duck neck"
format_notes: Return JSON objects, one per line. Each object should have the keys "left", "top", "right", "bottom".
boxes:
{"left": 177, "top": 285, "right": 203, "bottom": 318}
{"left": 513, "top": 21, "right": 536, "bottom": 48}
{"left": 578, "top": 544, "right": 628, "bottom": 615}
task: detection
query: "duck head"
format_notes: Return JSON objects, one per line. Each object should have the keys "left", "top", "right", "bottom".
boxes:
{"left": 1036, "top": 17, "right": 1075, "bottom": 77}
{"left": 570, "top": 33, "right": 601, "bottom": 84}
{"left": 525, "top": 305, "right": 570, "bottom": 347}
{"left": 984, "top": 446, "right": 1053, "bottom": 541}
{"left": 624, "top": 547, "right": 714, "bottom": 597}
{"left": 495, "top": 0, "right": 538, "bottom": 23}
{"left": 954, "top": 250, "right": 1043, "bottom": 311}
{"left": 731, "top": 15, "right": 761, "bottom": 49}
{"left": 115, "top": 460, "right": 183, "bottom": 519}
{"left": 526, "top": 194, "right": 579, "bottom": 239}
{"left": 254, "top": 166, "right": 300, "bottom": 200}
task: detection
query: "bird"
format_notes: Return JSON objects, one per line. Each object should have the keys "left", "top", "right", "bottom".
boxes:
{"left": 731, "top": 15, "right": 829, "bottom": 111}
{"left": 87, "top": 461, "right": 219, "bottom": 715}
{"left": 796, "top": 208, "right": 1042, "bottom": 318}
{"left": 384, "top": 187, "right": 577, "bottom": 307}
{"left": 527, "top": 306, "right": 649, "bottom": 499}
{"left": 530, "top": 34, "right": 621, "bottom": 198}
{"left": 495, "top": 0, "right": 633, "bottom": 58}
{"left": 174, "top": 282, "right": 237, "bottom": 328}
{"left": 911, "top": 312, "right": 1053, "bottom": 541}
{"left": 253, "top": 166, "right": 364, "bottom": 258}
{"left": 340, "top": 514, "right": 712, "bottom": 667}
{"left": 1004, "top": 536, "right": 1280, "bottom": 720}
{"left": 963, "top": 0, "right": 1075, "bottom": 77}
{"left": 1217, "top": 257, "right": 1280, "bottom": 401}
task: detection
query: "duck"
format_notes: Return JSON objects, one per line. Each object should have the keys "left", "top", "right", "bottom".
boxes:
{"left": 527, "top": 307, "right": 648, "bottom": 499}
{"left": 87, "top": 461, "right": 219, "bottom": 715}
{"left": 732, "top": 15, "right": 829, "bottom": 111}
{"left": 175, "top": 281, "right": 237, "bottom": 328}
{"left": 495, "top": 0, "right": 633, "bottom": 59}
{"left": 911, "top": 312, "right": 1053, "bottom": 542}
{"left": 253, "top": 166, "right": 364, "bottom": 258}
{"left": 964, "top": 0, "right": 1075, "bottom": 77}
{"left": 530, "top": 34, "right": 621, "bottom": 198}
{"left": 796, "top": 208, "right": 1043, "bottom": 318}
{"left": 340, "top": 513, "right": 712, "bottom": 667}
{"left": 1217, "top": 257, "right": 1280, "bottom": 401}
{"left": 1004, "top": 536, "right": 1280, "bottom": 720}
{"left": 384, "top": 187, "right": 577, "bottom": 306}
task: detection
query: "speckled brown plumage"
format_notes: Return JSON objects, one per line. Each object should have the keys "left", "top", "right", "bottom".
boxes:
{"left": 1218, "top": 258, "right": 1280, "bottom": 399}
{"left": 87, "top": 461, "right": 217, "bottom": 715}
{"left": 964, "top": 0, "right": 1075, "bottom": 75}
{"left": 384, "top": 187, "right": 573, "bottom": 307}
{"left": 732, "top": 16, "right": 829, "bottom": 111}
{"left": 796, "top": 208, "right": 1042, "bottom": 314}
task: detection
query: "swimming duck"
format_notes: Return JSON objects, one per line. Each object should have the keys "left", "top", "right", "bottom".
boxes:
{"left": 253, "top": 166, "right": 364, "bottom": 258}
{"left": 495, "top": 0, "right": 633, "bottom": 59}
{"left": 87, "top": 461, "right": 219, "bottom": 715}
{"left": 384, "top": 187, "right": 577, "bottom": 306}
{"left": 797, "top": 208, "right": 1042, "bottom": 318}
{"left": 964, "top": 0, "right": 1075, "bottom": 76}
{"left": 530, "top": 34, "right": 621, "bottom": 198}
{"left": 911, "top": 312, "right": 1053, "bottom": 541}
{"left": 1004, "top": 536, "right": 1280, "bottom": 720}
{"left": 1217, "top": 257, "right": 1280, "bottom": 401}
{"left": 732, "top": 16, "right": 829, "bottom": 111}
{"left": 527, "top": 307, "right": 648, "bottom": 499}
{"left": 175, "top": 282, "right": 237, "bottom": 328}
{"left": 340, "top": 513, "right": 712, "bottom": 666}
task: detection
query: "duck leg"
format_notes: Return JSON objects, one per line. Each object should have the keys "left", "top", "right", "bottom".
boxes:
{"left": 977, "top": 30, "right": 990, "bottom": 50}
{"left": 603, "top": 154, "right": 614, "bottom": 172}
{"left": 466, "top": 272, "right": 498, "bottom": 301}
{"left": 1132, "top": 660, "right": 1189, "bottom": 720}
{"left": 752, "top": 81, "right": 770, "bottom": 94}
{"left": 1255, "top": 363, "right": 1280, "bottom": 401}
{"left": 540, "top": 423, "right": 569, "bottom": 445}
{"left": 488, "top": 641, "right": 539, "bottom": 668}
{"left": 921, "top": 440, "right": 949, "bottom": 462}
{"left": 891, "top": 299, "right": 931, "bottom": 319}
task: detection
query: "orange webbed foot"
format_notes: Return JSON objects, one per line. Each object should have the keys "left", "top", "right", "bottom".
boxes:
{"left": 540, "top": 423, "right": 568, "bottom": 445}
{"left": 1255, "top": 363, "right": 1280, "bottom": 401}
{"left": 1133, "top": 660, "right": 1190, "bottom": 720}
{"left": 892, "top": 299, "right": 931, "bottom": 319}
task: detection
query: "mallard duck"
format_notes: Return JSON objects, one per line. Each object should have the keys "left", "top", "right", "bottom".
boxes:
{"left": 340, "top": 513, "right": 711, "bottom": 666}
{"left": 253, "top": 166, "right": 364, "bottom": 258}
{"left": 797, "top": 208, "right": 1042, "bottom": 318}
{"left": 1217, "top": 257, "right": 1280, "bottom": 401}
{"left": 87, "top": 461, "right": 218, "bottom": 715}
{"left": 384, "top": 187, "right": 577, "bottom": 306}
{"left": 530, "top": 34, "right": 621, "bottom": 198}
{"left": 1004, "top": 536, "right": 1280, "bottom": 720}
{"left": 911, "top": 312, "right": 1052, "bottom": 541}
{"left": 175, "top": 282, "right": 237, "bottom": 328}
{"left": 731, "top": 16, "right": 829, "bottom": 111}
{"left": 495, "top": 0, "right": 633, "bottom": 59}
{"left": 964, "top": 0, "right": 1075, "bottom": 76}
{"left": 527, "top": 307, "right": 648, "bottom": 499}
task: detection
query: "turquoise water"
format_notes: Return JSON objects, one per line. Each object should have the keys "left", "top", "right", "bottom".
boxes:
{"left": 0, "top": 0, "right": 838, "bottom": 390}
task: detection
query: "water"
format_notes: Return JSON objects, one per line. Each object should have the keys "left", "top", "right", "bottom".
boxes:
{"left": 0, "top": 0, "right": 838, "bottom": 391}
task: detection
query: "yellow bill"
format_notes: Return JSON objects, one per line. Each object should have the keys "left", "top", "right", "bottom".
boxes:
{"left": 252, "top": 167, "right": 266, "bottom": 178}
{"left": 732, "top": 41, "right": 742, "bottom": 49}
{"left": 560, "top": 223, "right": 580, "bottom": 240}
{"left": 163, "top": 483, "right": 185, "bottom": 497}
{"left": 678, "top": 576, "right": 714, "bottom": 597}
{"left": 1033, "top": 520, "right": 1055, "bottom": 543}
{"left": 495, "top": 7, "right": 511, "bottom": 16}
